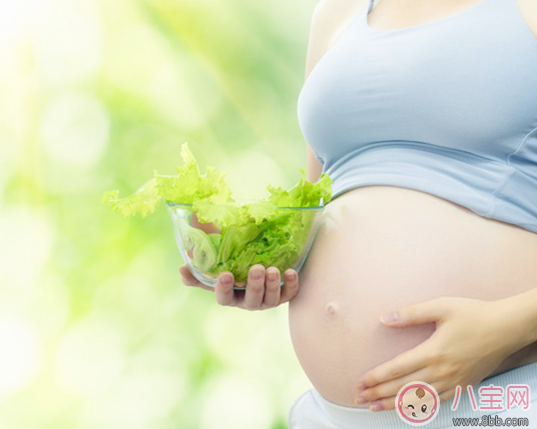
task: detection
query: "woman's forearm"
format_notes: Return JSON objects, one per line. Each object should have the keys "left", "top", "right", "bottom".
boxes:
{"left": 497, "top": 286, "right": 537, "bottom": 353}
{"left": 489, "top": 340, "right": 537, "bottom": 377}
{"left": 486, "top": 286, "right": 537, "bottom": 377}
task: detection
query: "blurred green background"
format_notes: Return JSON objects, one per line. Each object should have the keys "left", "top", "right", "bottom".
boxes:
{"left": 0, "top": 0, "right": 317, "bottom": 427}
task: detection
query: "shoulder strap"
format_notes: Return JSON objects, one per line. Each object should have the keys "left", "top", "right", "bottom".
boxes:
{"left": 368, "top": 0, "right": 376, "bottom": 13}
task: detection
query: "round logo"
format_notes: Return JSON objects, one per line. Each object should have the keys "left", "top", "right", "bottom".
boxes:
{"left": 395, "top": 382, "right": 440, "bottom": 426}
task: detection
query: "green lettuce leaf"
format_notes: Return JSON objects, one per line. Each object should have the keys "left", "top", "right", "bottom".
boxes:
{"left": 101, "top": 178, "right": 160, "bottom": 218}
{"left": 103, "top": 142, "right": 334, "bottom": 283}
{"left": 102, "top": 142, "right": 235, "bottom": 217}
{"left": 266, "top": 168, "right": 333, "bottom": 208}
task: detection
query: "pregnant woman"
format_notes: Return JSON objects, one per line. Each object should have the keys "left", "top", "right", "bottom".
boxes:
{"left": 180, "top": 0, "right": 537, "bottom": 427}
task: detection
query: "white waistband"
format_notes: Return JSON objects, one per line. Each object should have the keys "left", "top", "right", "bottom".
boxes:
{"left": 309, "top": 361, "right": 537, "bottom": 429}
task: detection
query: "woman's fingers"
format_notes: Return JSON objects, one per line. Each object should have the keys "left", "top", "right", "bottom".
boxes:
{"left": 279, "top": 269, "right": 299, "bottom": 304}
{"left": 262, "top": 267, "right": 282, "bottom": 307}
{"left": 368, "top": 394, "right": 397, "bottom": 412}
{"left": 243, "top": 265, "right": 297, "bottom": 310}
{"left": 179, "top": 264, "right": 198, "bottom": 286}
{"left": 179, "top": 265, "right": 215, "bottom": 291}
{"left": 364, "top": 386, "right": 456, "bottom": 413}
{"left": 215, "top": 271, "right": 238, "bottom": 306}
{"left": 181, "top": 263, "right": 299, "bottom": 310}
{"left": 357, "top": 344, "right": 428, "bottom": 389}
{"left": 243, "top": 265, "right": 266, "bottom": 310}
{"left": 356, "top": 367, "right": 429, "bottom": 406}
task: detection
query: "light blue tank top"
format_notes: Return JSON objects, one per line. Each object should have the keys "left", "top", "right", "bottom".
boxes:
{"left": 297, "top": 0, "right": 537, "bottom": 234}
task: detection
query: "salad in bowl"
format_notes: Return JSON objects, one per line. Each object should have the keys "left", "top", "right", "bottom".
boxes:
{"left": 102, "top": 143, "right": 333, "bottom": 288}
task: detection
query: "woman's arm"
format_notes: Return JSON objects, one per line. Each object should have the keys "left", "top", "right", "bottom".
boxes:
{"left": 489, "top": 340, "right": 537, "bottom": 377}
{"left": 306, "top": 144, "right": 323, "bottom": 183}
{"left": 354, "top": 286, "right": 537, "bottom": 411}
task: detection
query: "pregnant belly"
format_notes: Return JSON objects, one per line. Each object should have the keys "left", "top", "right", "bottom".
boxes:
{"left": 288, "top": 185, "right": 537, "bottom": 407}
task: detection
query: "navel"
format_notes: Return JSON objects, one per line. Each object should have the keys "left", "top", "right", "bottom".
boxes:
{"left": 325, "top": 301, "right": 339, "bottom": 316}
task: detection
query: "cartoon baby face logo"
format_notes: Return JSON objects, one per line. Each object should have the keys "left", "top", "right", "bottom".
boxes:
{"left": 396, "top": 382, "right": 440, "bottom": 426}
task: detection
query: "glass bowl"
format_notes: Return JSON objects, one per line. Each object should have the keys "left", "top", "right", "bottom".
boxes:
{"left": 167, "top": 200, "right": 324, "bottom": 289}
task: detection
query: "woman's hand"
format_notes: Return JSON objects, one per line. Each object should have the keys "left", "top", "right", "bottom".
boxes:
{"left": 354, "top": 296, "right": 532, "bottom": 412}
{"left": 179, "top": 264, "right": 299, "bottom": 311}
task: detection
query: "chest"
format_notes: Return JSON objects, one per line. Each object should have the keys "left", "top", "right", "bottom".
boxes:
{"left": 297, "top": 0, "right": 537, "bottom": 164}
{"left": 367, "top": 0, "right": 537, "bottom": 36}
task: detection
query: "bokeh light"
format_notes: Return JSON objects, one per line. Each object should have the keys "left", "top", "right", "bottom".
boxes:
{"left": 41, "top": 92, "right": 110, "bottom": 167}
{"left": 0, "top": 317, "right": 39, "bottom": 397}
{"left": 0, "top": 0, "right": 316, "bottom": 426}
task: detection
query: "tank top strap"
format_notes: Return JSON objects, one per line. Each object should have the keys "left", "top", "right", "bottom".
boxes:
{"left": 367, "top": 0, "right": 376, "bottom": 13}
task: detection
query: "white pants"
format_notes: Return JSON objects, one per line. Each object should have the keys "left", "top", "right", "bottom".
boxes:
{"left": 289, "top": 361, "right": 537, "bottom": 429}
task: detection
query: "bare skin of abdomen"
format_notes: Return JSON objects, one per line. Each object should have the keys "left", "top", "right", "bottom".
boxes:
{"left": 288, "top": 185, "right": 537, "bottom": 407}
